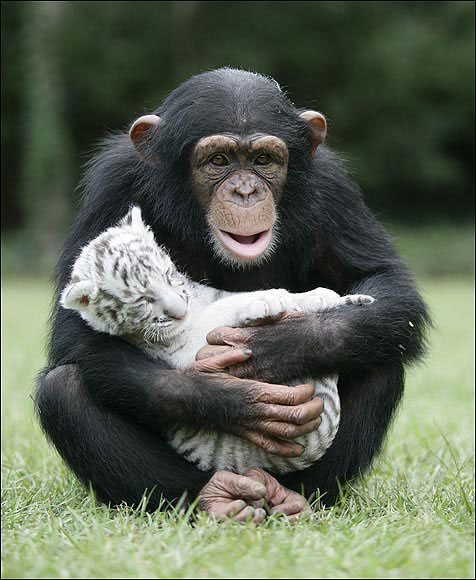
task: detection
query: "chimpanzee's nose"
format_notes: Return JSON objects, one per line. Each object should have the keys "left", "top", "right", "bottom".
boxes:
{"left": 235, "top": 182, "right": 255, "bottom": 200}
{"left": 224, "top": 173, "right": 263, "bottom": 207}
{"left": 233, "top": 185, "right": 259, "bottom": 207}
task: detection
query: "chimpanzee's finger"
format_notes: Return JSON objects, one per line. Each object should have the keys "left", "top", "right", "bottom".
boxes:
{"left": 255, "top": 417, "right": 321, "bottom": 440}
{"left": 189, "top": 349, "right": 252, "bottom": 372}
{"left": 240, "top": 431, "right": 304, "bottom": 457}
{"left": 234, "top": 506, "right": 256, "bottom": 522}
{"left": 241, "top": 314, "right": 283, "bottom": 327}
{"left": 206, "top": 326, "right": 253, "bottom": 347}
{"left": 220, "top": 500, "right": 247, "bottom": 518}
{"left": 271, "top": 499, "right": 311, "bottom": 517}
{"left": 195, "top": 344, "right": 233, "bottom": 361}
{"left": 212, "top": 471, "right": 267, "bottom": 500}
{"left": 256, "top": 396, "right": 324, "bottom": 425}
{"left": 256, "top": 383, "right": 316, "bottom": 406}
{"left": 253, "top": 508, "right": 267, "bottom": 524}
{"left": 250, "top": 498, "right": 265, "bottom": 509}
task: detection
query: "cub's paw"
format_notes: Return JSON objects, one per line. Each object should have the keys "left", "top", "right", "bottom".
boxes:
{"left": 238, "top": 290, "right": 299, "bottom": 325}
{"left": 297, "top": 288, "right": 341, "bottom": 312}
{"left": 340, "top": 294, "right": 375, "bottom": 306}
{"left": 298, "top": 294, "right": 328, "bottom": 312}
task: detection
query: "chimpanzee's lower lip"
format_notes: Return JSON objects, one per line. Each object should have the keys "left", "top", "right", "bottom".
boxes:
{"left": 216, "top": 229, "right": 272, "bottom": 259}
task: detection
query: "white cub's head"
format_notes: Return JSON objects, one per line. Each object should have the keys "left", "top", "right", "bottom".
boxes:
{"left": 61, "top": 206, "right": 190, "bottom": 342}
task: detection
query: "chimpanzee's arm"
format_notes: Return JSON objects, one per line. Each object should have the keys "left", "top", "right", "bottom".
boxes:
{"left": 35, "top": 364, "right": 213, "bottom": 507}
{"left": 209, "top": 267, "right": 427, "bottom": 383}
{"left": 48, "top": 307, "right": 322, "bottom": 456}
{"left": 203, "top": 185, "right": 430, "bottom": 383}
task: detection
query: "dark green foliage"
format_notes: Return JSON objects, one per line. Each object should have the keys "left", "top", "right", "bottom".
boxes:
{"left": 1, "top": 1, "right": 474, "bottom": 264}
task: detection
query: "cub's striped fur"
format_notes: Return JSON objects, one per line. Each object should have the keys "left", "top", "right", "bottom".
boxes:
{"left": 61, "top": 206, "right": 374, "bottom": 474}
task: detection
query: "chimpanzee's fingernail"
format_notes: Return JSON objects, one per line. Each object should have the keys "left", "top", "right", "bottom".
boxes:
{"left": 243, "top": 349, "right": 252, "bottom": 356}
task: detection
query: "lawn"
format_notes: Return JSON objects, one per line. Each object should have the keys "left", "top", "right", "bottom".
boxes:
{"left": 1, "top": 274, "right": 474, "bottom": 579}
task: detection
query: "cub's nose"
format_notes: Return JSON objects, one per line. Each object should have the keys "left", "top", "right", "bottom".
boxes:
{"left": 163, "top": 304, "right": 187, "bottom": 320}
{"left": 152, "top": 316, "right": 170, "bottom": 324}
{"left": 160, "top": 291, "right": 188, "bottom": 320}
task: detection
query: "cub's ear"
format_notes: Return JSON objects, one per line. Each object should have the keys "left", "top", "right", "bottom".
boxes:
{"left": 60, "top": 280, "right": 98, "bottom": 311}
{"left": 121, "top": 205, "right": 144, "bottom": 229}
{"left": 129, "top": 114, "right": 161, "bottom": 166}
{"left": 299, "top": 110, "right": 327, "bottom": 155}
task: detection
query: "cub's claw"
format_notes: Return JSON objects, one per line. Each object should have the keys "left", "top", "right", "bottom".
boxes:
{"left": 341, "top": 294, "right": 375, "bottom": 305}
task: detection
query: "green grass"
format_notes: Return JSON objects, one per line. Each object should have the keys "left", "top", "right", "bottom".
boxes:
{"left": 2, "top": 275, "right": 475, "bottom": 579}
{"left": 386, "top": 222, "right": 475, "bottom": 276}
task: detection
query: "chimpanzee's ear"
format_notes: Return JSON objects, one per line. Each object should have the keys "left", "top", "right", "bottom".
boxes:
{"left": 129, "top": 114, "right": 161, "bottom": 166}
{"left": 60, "top": 280, "right": 98, "bottom": 312}
{"left": 299, "top": 110, "right": 327, "bottom": 155}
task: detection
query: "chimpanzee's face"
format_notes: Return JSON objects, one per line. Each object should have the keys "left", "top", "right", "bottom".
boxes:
{"left": 190, "top": 133, "right": 288, "bottom": 266}
{"left": 128, "top": 94, "right": 325, "bottom": 269}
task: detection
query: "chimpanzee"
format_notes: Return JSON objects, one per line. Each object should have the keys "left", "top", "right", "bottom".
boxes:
{"left": 35, "top": 68, "right": 429, "bottom": 520}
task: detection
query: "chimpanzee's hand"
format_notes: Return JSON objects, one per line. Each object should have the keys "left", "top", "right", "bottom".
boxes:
{"left": 186, "top": 349, "right": 323, "bottom": 457}
{"left": 198, "top": 470, "right": 268, "bottom": 524}
{"left": 244, "top": 467, "right": 313, "bottom": 521}
{"left": 196, "top": 313, "right": 314, "bottom": 383}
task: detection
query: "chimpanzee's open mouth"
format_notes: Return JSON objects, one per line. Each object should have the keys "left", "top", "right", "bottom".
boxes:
{"left": 216, "top": 229, "right": 272, "bottom": 259}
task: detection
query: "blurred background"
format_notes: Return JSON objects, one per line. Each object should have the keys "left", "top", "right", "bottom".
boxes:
{"left": 1, "top": 0, "right": 474, "bottom": 274}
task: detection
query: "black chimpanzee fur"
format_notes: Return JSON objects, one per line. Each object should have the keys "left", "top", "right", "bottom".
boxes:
{"left": 35, "top": 69, "right": 430, "bottom": 509}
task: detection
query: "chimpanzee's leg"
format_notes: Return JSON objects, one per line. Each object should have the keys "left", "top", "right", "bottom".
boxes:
{"left": 35, "top": 365, "right": 212, "bottom": 509}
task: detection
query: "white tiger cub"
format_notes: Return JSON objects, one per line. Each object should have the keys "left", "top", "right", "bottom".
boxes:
{"left": 61, "top": 206, "right": 374, "bottom": 474}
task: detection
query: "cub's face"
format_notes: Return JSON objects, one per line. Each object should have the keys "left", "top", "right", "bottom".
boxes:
{"left": 61, "top": 220, "right": 191, "bottom": 342}
{"left": 104, "top": 251, "right": 191, "bottom": 342}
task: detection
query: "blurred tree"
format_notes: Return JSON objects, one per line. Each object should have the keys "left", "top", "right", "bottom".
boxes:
{"left": 18, "top": 1, "right": 73, "bottom": 255}
{"left": 1, "top": 0, "right": 474, "bottom": 272}
{"left": 1, "top": 0, "right": 24, "bottom": 230}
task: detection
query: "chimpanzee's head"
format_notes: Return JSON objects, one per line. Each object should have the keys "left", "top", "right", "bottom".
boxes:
{"left": 129, "top": 68, "right": 326, "bottom": 268}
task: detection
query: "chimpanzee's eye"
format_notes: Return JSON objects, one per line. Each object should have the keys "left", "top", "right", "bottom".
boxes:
{"left": 210, "top": 154, "right": 230, "bottom": 167}
{"left": 255, "top": 154, "right": 272, "bottom": 166}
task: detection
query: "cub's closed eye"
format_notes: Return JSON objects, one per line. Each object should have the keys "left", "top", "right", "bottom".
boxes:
{"left": 133, "top": 296, "right": 155, "bottom": 304}
{"left": 166, "top": 270, "right": 185, "bottom": 287}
